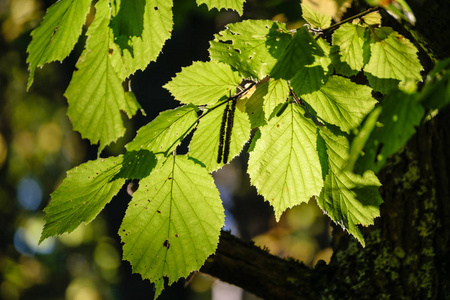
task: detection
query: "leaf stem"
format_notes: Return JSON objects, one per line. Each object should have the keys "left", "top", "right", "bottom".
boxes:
{"left": 322, "top": 6, "right": 382, "bottom": 34}
{"left": 166, "top": 80, "right": 259, "bottom": 157}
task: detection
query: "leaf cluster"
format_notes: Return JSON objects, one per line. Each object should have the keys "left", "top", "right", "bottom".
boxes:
{"left": 27, "top": 0, "right": 449, "bottom": 298}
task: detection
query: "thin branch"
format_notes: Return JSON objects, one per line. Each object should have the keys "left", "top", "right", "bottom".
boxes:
{"left": 322, "top": 6, "right": 382, "bottom": 34}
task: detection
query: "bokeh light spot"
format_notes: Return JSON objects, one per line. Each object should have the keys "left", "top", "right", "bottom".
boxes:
{"left": 14, "top": 217, "right": 55, "bottom": 255}
{"left": 16, "top": 177, "right": 42, "bottom": 211}
{"left": 37, "top": 122, "right": 63, "bottom": 153}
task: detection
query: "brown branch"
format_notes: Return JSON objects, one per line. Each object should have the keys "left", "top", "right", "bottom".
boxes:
{"left": 322, "top": 6, "right": 382, "bottom": 34}
{"left": 200, "top": 231, "right": 326, "bottom": 299}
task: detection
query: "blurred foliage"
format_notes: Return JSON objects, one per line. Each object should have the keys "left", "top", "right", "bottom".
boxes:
{"left": 0, "top": 0, "right": 114, "bottom": 299}
{"left": 0, "top": 0, "right": 335, "bottom": 299}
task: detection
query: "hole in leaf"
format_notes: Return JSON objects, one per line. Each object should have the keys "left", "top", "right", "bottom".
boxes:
{"left": 163, "top": 239, "right": 170, "bottom": 249}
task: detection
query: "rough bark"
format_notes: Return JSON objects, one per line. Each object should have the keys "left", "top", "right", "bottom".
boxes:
{"left": 201, "top": 231, "right": 322, "bottom": 299}
{"left": 200, "top": 1, "right": 450, "bottom": 299}
{"left": 324, "top": 107, "right": 450, "bottom": 299}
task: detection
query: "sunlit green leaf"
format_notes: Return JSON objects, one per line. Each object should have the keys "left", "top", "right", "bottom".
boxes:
{"left": 263, "top": 79, "right": 290, "bottom": 119}
{"left": 360, "top": 11, "right": 381, "bottom": 26}
{"left": 65, "top": 0, "right": 140, "bottom": 151}
{"left": 364, "top": 27, "right": 422, "bottom": 93}
{"left": 196, "top": 0, "right": 245, "bottom": 15}
{"left": 40, "top": 156, "right": 125, "bottom": 242}
{"left": 114, "top": 150, "right": 157, "bottom": 180}
{"left": 189, "top": 102, "right": 251, "bottom": 172}
{"left": 209, "top": 20, "right": 291, "bottom": 79}
{"left": 27, "top": 0, "right": 92, "bottom": 89}
{"left": 164, "top": 61, "right": 241, "bottom": 106}
{"left": 111, "top": 0, "right": 173, "bottom": 78}
{"left": 248, "top": 104, "right": 323, "bottom": 220}
{"left": 302, "top": 76, "right": 377, "bottom": 133}
{"left": 291, "top": 38, "right": 333, "bottom": 95}
{"left": 126, "top": 104, "right": 198, "bottom": 158}
{"left": 237, "top": 83, "right": 267, "bottom": 128}
{"left": 301, "top": 2, "right": 332, "bottom": 29}
{"left": 119, "top": 155, "right": 224, "bottom": 298}
{"left": 318, "top": 127, "right": 382, "bottom": 246}
{"left": 271, "top": 27, "right": 318, "bottom": 80}
{"left": 331, "top": 23, "right": 366, "bottom": 77}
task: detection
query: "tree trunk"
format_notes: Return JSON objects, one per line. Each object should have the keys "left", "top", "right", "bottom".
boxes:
{"left": 200, "top": 1, "right": 450, "bottom": 299}
{"left": 323, "top": 108, "right": 450, "bottom": 299}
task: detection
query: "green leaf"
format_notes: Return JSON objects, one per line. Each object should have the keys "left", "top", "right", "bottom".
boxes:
{"left": 119, "top": 155, "right": 224, "bottom": 298}
{"left": 364, "top": 27, "right": 422, "bottom": 93}
{"left": 164, "top": 61, "right": 241, "bottom": 106}
{"left": 419, "top": 58, "right": 450, "bottom": 110}
{"left": 126, "top": 104, "right": 199, "bottom": 157}
{"left": 189, "top": 103, "right": 251, "bottom": 172}
{"left": 209, "top": 20, "right": 291, "bottom": 79}
{"left": 291, "top": 38, "right": 333, "bottom": 96}
{"left": 248, "top": 129, "right": 261, "bottom": 153}
{"left": 301, "top": 2, "right": 332, "bottom": 29}
{"left": 248, "top": 104, "right": 323, "bottom": 220}
{"left": 27, "top": 0, "right": 92, "bottom": 89}
{"left": 331, "top": 23, "right": 366, "bottom": 77}
{"left": 356, "top": 91, "right": 424, "bottom": 173}
{"left": 360, "top": 11, "right": 381, "bottom": 26}
{"left": 346, "top": 106, "right": 382, "bottom": 172}
{"left": 237, "top": 83, "right": 267, "bottom": 129}
{"left": 114, "top": 150, "right": 157, "bottom": 180}
{"left": 196, "top": 0, "right": 245, "bottom": 15}
{"left": 111, "top": 0, "right": 173, "bottom": 78}
{"left": 302, "top": 76, "right": 377, "bottom": 133}
{"left": 40, "top": 156, "right": 125, "bottom": 243}
{"left": 318, "top": 127, "right": 382, "bottom": 246}
{"left": 236, "top": 77, "right": 289, "bottom": 128}
{"left": 65, "top": 0, "right": 140, "bottom": 151}
{"left": 271, "top": 27, "right": 318, "bottom": 80}
{"left": 263, "top": 79, "right": 290, "bottom": 119}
